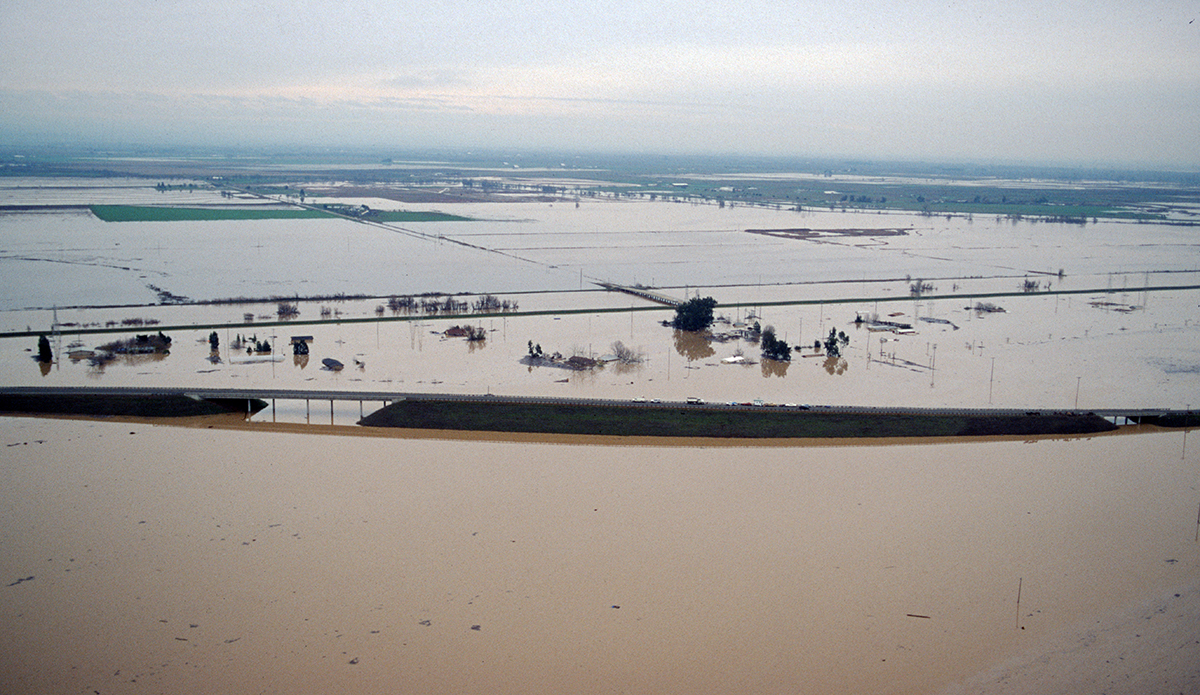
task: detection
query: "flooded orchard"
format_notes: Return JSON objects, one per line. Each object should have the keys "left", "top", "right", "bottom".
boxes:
{"left": 1, "top": 174, "right": 1199, "bottom": 693}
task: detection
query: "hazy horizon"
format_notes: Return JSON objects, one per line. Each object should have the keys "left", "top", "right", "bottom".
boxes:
{"left": 7, "top": 144, "right": 1200, "bottom": 182}
{"left": 2, "top": 0, "right": 1198, "bottom": 169}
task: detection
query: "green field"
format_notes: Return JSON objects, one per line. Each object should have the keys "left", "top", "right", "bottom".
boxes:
{"left": 89, "top": 205, "right": 336, "bottom": 222}
{"left": 89, "top": 205, "right": 473, "bottom": 223}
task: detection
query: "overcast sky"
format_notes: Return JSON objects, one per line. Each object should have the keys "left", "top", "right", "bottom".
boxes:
{"left": 2, "top": 0, "right": 1197, "bottom": 167}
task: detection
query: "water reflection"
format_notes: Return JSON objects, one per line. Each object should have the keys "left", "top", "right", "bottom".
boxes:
{"left": 761, "top": 358, "right": 789, "bottom": 378}
{"left": 824, "top": 355, "right": 849, "bottom": 375}
{"left": 84, "top": 351, "right": 168, "bottom": 375}
{"left": 608, "top": 360, "right": 644, "bottom": 376}
{"left": 568, "top": 367, "right": 599, "bottom": 386}
{"left": 673, "top": 329, "right": 714, "bottom": 361}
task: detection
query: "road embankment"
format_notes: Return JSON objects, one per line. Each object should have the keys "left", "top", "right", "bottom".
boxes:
{"left": 359, "top": 399, "right": 1118, "bottom": 438}
{"left": 0, "top": 393, "right": 266, "bottom": 418}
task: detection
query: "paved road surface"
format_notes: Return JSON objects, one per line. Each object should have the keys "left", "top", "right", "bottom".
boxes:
{"left": 0, "top": 385, "right": 1175, "bottom": 421}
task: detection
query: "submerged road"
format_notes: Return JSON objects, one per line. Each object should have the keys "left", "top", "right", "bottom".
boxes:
{"left": 0, "top": 385, "right": 1180, "bottom": 422}
{"left": 5, "top": 283, "right": 1200, "bottom": 340}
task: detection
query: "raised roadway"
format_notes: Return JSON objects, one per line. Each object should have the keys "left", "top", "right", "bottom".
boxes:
{"left": 0, "top": 385, "right": 1178, "bottom": 422}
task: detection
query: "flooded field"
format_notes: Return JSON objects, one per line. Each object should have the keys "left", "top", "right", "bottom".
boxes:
{"left": 4, "top": 175, "right": 1200, "bottom": 311}
{"left": 5, "top": 277, "right": 1200, "bottom": 413}
{"left": 2, "top": 173, "right": 1199, "bottom": 693}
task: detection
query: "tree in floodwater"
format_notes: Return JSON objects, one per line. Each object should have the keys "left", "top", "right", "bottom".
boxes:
{"left": 209, "top": 331, "right": 220, "bottom": 351}
{"left": 609, "top": 340, "right": 643, "bottom": 364}
{"left": 823, "top": 328, "right": 850, "bottom": 358}
{"left": 671, "top": 296, "right": 718, "bottom": 332}
{"left": 36, "top": 334, "right": 52, "bottom": 363}
{"left": 760, "top": 326, "right": 792, "bottom": 361}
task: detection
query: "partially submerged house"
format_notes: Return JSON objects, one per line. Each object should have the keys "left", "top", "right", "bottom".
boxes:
{"left": 445, "top": 325, "right": 486, "bottom": 341}
{"left": 566, "top": 355, "right": 598, "bottom": 370}
{"left": 291, "top": 335, "right": 313, "bottom": 356}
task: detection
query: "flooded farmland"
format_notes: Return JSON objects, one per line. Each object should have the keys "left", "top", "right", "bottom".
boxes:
{"left": 2, "top": 173, "right": 1199, "bottom": 694}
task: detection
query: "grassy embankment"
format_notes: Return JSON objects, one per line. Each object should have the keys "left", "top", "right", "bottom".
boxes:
{"left": 0, "top": 393, "right": 266, "bottom": 418}
{"left": 360, "top": 399, "right": 1119, "bottom": 438}
{"left": 7, "top": 394, "right": 1192, "bottom": 436}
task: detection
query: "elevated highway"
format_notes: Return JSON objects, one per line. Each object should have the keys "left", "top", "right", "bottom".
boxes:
{"left": 596, "top": 282, "right": 683, "bottom": 307}
{"left": 0, "top": 386, "right": 1184, "bottom": 425}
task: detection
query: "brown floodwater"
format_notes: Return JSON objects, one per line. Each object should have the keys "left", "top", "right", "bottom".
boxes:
{"left": 1, "top": 415, "right": 1196, "bottom": 694}
{"left": 3, "top": 178, "right": 1199, "bottom": 693}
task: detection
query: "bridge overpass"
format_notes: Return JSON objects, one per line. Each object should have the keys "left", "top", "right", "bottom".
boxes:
{"left": 596, "top": 282, "right": 684, "bottom": 307}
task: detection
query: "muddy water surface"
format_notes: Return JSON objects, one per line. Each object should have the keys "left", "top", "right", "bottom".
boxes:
{"left": 1, "top": 417, "right": 1197, "bottom": 694}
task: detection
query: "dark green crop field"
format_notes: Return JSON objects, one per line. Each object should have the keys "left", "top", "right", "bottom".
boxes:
{"left": 90, "top": 205, "right": 335, "bottom": 222}
{"left": 89, "top": 205, "right": 472, "bottom": 223}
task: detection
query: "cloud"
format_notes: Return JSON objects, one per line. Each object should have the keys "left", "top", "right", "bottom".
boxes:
{"left": 376, "top": 69, "right": 474, "bottom": 91}
{"left": 1, "top": 0, "right": 1197, "bottom": 165}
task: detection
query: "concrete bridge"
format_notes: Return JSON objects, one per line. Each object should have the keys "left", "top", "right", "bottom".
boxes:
{"left": 596, "top": 282, "right": 683, "bottom": 306}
